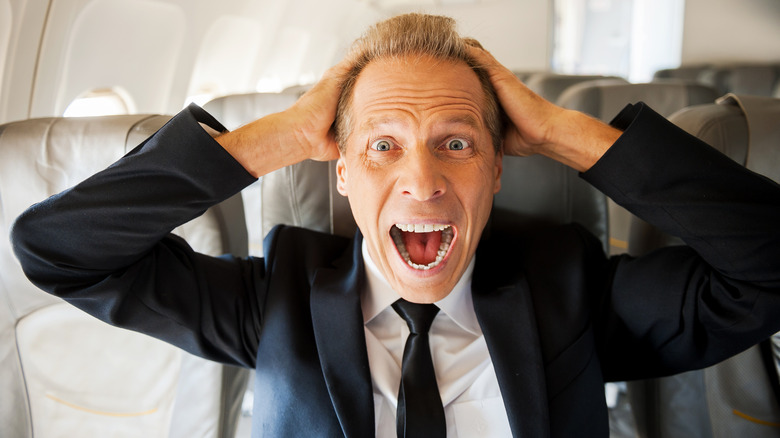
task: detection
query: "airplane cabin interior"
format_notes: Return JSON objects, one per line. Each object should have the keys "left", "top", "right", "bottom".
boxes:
{"left": 1, "top": 0, "right": 779, "bottom": 437}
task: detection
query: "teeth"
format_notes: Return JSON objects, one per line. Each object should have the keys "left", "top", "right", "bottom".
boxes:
{"left": 395, "top": 223, "right": 451, "bottom": 233}
{"left": 391, "top": 224, "right": 453, "bottom": 271}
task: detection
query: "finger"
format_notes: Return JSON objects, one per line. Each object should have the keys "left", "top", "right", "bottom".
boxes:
{"left": 466, "top": 45, "right": 517, "bottom": 83}
{"left": 466, "top": 45, "right": 558, "bottom": 156}
{"left": 465, "top": 43, "right": 497, "bottom": 68}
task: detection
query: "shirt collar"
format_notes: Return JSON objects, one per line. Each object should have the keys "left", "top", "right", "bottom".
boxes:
{"left": 360, "top": 240, "right": 481, "bottom": 336}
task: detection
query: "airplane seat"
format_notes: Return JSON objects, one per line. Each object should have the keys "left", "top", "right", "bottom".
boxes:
{"left": 627, "top": 94, "right": 780, "bottom": 438}
{"left": 652, "top": 65, "right": 712, "bottom": 82}
{"left": 698, "top": 64, "right": 780, "bottom": 97}
{"left": 524, "top": 72, "right": 628, "bottom": 103}
{"left": 281, "top": 83, "right": 313, "bottom": 97}
{"left": 557, "top": 81, "right": 720, "bottom": 120}
{"left": 202, "top": 92, "right": 300, "bottom": 131}
{"left": 0, "top": 115, "right": 250, "bottom": 438}
{"left": 556, "top": 81, "right": 721, "bottom": 255}
{"left": 203, "top": 92, "right": 300, "bottom": 257}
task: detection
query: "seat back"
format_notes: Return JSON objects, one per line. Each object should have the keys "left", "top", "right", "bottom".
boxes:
{"left": 281, "top": 83, "right": 313, "bottom": 97}
{"left": 524, "top": 73, "right": 628, "bottom": 103}
{"left": 627, "top": 94, "right": 780, "bottom": 438}
{"left": 557, "top": 81, "right": 720, "bottom": 119}
{"left": 203, "top": 92, "right": 302, "bottom": 257}
{"left": 203, "top": 92, "right": 300, "bottom": 131}
{"left": 699, "top": 64, "right": 780, "bottom": 97}
{"left": 0, "top": 115, "right": 249, "bottom": 438}
{"left": 653, "top": 65, "right": 712, "bottom": 82}
{"left": 557, "top": 81, "right": 720, "bottom": 254}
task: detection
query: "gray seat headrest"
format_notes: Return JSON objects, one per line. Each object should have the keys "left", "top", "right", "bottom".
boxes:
{"left": 524, "top": 73, "right": 628, "bottom": 103}
{"left": 203, "top": 92, "right": 299, "bottom": 131}
{"left": 558, "top": 82, "right": 720, "bottom": 120}
{"left": 716, "top": 94, "right": 780, "bottom": 182}
{"left": 699, "top": 64, "right": 780, "bottom": 97}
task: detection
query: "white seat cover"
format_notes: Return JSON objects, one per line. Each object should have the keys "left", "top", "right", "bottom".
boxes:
{"left": 17, "top": 303, "right": 182, "bottom": 438}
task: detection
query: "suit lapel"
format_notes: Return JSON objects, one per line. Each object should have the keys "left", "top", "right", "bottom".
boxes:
{"left": 472, "top": 242, "right": 550, "bottom": 438}
{"left": 310, "top": 234, "right": 375, "bottom": 438}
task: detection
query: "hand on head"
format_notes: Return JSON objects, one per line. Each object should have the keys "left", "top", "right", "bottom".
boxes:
{"left": 215, "top": 56, "right": 353, "bottom": 177}
{"left": 219, "top": 15, "right": 618, "bottom": 180}
{"left": 286, "top": 57, "right": 355, "bottom": 162}
{"left": 466, "top": 45, "right": 620, "bottom": 172}
{"left": 466, "top": 44, "right": 565, "bottom": 159}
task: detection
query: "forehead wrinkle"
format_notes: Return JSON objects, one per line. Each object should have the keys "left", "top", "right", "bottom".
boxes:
{"left": 348, "top": 57, "right": 490, "bottom": 144}
{"left": 359, "top": 86, "right": 483, "bottom": 107}
{"left": 357, "top": 82, "right": 485, "bottom": 117}
{"left": 357, "top": 96, "right": 484, "bottom": 127}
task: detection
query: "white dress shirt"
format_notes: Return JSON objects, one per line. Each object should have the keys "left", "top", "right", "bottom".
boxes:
{"left": 361, "top": 241, "right": 512, "bottom": 437}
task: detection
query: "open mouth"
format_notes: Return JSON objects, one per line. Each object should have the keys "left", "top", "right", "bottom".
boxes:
{"left": 390, "top": 224, "right": 454, "bottom": 271}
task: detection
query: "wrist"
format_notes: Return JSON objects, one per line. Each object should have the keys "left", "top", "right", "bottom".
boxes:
{"left": 216, "top": 112, "right": 311, "bottom": 178}
{"left": 540, "top": 110, "right": 620, "bottom": 172}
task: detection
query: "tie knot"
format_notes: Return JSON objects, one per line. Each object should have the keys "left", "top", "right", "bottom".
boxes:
{"left": 392, "top": 299, "right": 439, "bottom": 335}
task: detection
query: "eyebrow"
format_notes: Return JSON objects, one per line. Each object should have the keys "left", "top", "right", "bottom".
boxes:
{"left": 361, "top": 117, "right": 403, "bottom": 131}
{"left": 361, "top": 113, "right": 482, "bottom": 132}
{"left": 439, "top": 114, "right": 481, "bottom": 131}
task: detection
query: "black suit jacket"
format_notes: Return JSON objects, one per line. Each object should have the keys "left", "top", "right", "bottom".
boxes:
{"left": 11, "top": 104, "right": 780, "bottom": 437}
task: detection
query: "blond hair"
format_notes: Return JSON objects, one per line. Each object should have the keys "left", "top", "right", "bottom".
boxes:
{"left": 335, "top": 13, "right": 504, "bottom": 152}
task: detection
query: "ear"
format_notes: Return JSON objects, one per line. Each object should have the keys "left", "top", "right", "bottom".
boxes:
{"left": 493, "top": 149, "right": 503, "bottom": 194}
{"left": 336, "top": 156, "right": 348, "bottom": 197}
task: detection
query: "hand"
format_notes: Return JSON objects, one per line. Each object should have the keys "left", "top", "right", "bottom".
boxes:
{"left": 216, "top": 57, "right": 352, "bottom": 177}
{"left": 467, "top": 46, "right": 620, "bottom": 172}
{"left": 467, "top": 45, "right": 563, "bottom": 158}
{"left": 285, "top": 57, "right": 354, "bottom": 162}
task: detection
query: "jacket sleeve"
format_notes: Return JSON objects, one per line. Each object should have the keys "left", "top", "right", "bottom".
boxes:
{"left": 10, "top": 104, "right": 264, "bottom": 368}
{"left": 581, "top": 103, "right": 780, "bottom": 381}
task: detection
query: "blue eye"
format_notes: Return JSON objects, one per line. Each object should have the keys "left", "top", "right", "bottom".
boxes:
{"left": 371, "top": 139, "right": 392, "bottom": 151}
{"left": 447, "top": 138, "right": 467, "bottom": 150}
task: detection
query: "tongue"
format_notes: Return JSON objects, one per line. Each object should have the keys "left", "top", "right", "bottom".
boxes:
{"left": 403, "top": 231, "right": 442, "bottom": 265}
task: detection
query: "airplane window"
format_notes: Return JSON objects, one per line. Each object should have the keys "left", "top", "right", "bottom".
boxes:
{"left": 63, "top": 88, "right": 134, "bottom": 117}
{"left": 553, "top": 0, "right": 685, "bottom": 82}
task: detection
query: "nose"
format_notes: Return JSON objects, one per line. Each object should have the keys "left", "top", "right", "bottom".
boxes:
{"left": 398, "top": 147, "right": 446, "bottom": 201}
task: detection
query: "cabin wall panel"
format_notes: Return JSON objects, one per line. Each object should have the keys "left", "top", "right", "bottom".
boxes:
{"left": 0, "top": 1, "right": 11, "bottom": 106}
{"left": 252, "top": 0, "right": 383, "bottom": 92}
{"left": 30, "top": 0, "right": 186, "bottom": 117}
{"left": 186, "top": 16, "right": 264, "bottom": 101}
{"left": 0, "top": 0, "right": 50, "bottom": 123}
{"left": 682, "top": 0, "right": 780, "bottom": 65}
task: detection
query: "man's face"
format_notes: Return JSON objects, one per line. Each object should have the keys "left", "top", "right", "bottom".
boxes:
{"left": 336, "top": 55, "right": 503, "bottom": 303}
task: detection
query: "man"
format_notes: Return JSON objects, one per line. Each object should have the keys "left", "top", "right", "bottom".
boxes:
{"left": 11, "top": 13, "right": 780, "bottom": 438}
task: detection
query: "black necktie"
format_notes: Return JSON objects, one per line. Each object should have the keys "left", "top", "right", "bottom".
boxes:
{"left": 392, "top": 299, "right": 446, "bottom": 438}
